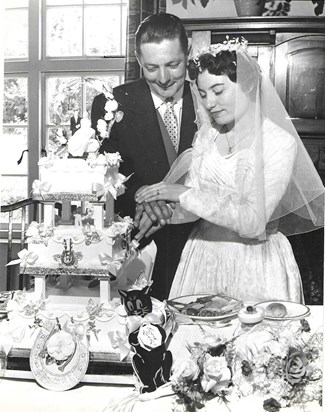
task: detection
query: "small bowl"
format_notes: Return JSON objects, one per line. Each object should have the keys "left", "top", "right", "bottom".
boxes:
{"left": 238, "top": 305, "right": 265, "bottom": 325}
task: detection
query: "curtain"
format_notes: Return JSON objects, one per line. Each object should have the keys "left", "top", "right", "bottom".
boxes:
{"left": 125, "top": 0, "right": 166, "bottom": 82}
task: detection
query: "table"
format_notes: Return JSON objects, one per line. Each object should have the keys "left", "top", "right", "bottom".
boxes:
{"left": 0, "top": 306, "right": 322, "bottom": 412}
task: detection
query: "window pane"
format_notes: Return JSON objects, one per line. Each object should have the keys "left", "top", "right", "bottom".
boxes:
{"left": 47, "top": 0, "right": 82, "bottom": 5}
{"left": 3, "top": 78, "right": 28, "bottom": 124}
{"left": 1, "top": 176, "right": 28, "bottom": 206}
{"left": 5, "top": 0, "right": 28, "bottom": 9}
{"left": 85, "top": 75, "right": 121, "bottom": 113}
{"left": 4, "top": 9, "right": 28, "bottom": 59}
{"left": 1, "top": 128, "right": 28, "bottom": 175}
{"left": 46, "top": 75, "right": 123, "bottom": 150}
{"left": 47, "top": 126, "right": 69, "bottom": 155}
{"left": 46, "top": 7, "right": 82, "bottom": 57}
{"left": 85, "top": 0, "right": 127, "bottom": 4}
{"left": 2, "top": 76, "right": 28, "bottom": 212}
{"left": 47, "top": 76, "right": 81, "bottom": 125}
{"left": 85, "top": 5, "right": 125, "bottom": 56}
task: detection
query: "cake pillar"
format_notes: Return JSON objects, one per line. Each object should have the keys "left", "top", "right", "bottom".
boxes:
{"left": 99, "top": 278, "right": 110, "bottom": 303}
{"left": 34, "top": 275, "right": 46, "bottom": 299}
{"left": 92, "top": 202, "right": 104, "bottom": 230}
{"left": 61, "top": 201, "right": 71, "bottom": 224}
{"left": 43, "top": 203, "right": 55, "bottom": 227}
{"left": 105, "top": 193, "right": 114, "bottom": 227}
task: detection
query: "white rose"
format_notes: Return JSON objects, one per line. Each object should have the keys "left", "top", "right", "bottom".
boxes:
{"left": 171, "top": 358, "right": 200, "bottom": 382}
{"left": 201, "top": 354, "right": 231, "bottom": 395}
{"left": 97, "top": 119, "right": 107, "bottom": 132}
{"left": 236, "top": 330, "right": 274, "bottom": 362}
{"left": 104, "top": 111, "right": 114, "bottom": 121}
{"left": 105, "top": 99, "right": 118, "bottom": 112}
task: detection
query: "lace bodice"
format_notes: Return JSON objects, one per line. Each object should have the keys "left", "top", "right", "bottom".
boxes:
{"left": 179, "top": 118, "right": 297, "bottom": 238}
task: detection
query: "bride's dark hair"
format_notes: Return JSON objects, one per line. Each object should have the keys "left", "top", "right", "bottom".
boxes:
{"left": 188, "top": 49, "right": 260, "bottom": 101}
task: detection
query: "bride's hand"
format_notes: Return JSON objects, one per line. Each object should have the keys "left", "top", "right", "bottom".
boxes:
{"left": 135, "top": 183, "right": 188, "bottom": 203}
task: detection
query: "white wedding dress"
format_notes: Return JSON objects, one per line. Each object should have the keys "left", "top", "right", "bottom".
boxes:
{"left": 169, "top": 118, "right": 304, "bottom": 303}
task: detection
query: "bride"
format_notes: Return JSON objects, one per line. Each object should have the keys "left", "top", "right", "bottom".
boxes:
{"left": 135, "top": 39, "right": 324, "bottom": 304}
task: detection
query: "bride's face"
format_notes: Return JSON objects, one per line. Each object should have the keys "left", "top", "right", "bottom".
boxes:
{"left": 197, "top": 70, "right": 250, "bottom": 126}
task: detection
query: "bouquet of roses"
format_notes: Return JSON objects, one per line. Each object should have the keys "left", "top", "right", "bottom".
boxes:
{"left": 170, "top": 333, "right": 232, "bottom": 411}
{"left": 230, "top": 319, "right": 322, "bottom": 410}
{"left": 171, "top": 319, "right": 322, "bottom": 411}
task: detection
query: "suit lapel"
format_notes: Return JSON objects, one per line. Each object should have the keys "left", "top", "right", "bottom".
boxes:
{"left": 178, "top": 81, "right": 197, "bottom": 154}
{"left": 129, "top": 79, "right": 171, "bottom": 180}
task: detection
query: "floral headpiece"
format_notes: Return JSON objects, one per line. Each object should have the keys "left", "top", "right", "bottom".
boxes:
{"left": 191, "top": 36, "right": 248, "bottom": 72}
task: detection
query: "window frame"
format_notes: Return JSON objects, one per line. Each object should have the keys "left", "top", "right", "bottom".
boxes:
{"left": 3, "top": 0, "right": 126, "bottom": 201}
{"left": 2, "top": 0, "right": 126, "bottom": 234}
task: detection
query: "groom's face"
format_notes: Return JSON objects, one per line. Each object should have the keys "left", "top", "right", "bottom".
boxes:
{"left": 137, "top": 38, "right": 187, "bottom": 100}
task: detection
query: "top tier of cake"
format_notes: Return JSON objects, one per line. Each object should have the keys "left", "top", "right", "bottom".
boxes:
{"left": 33, "top": 152, "right": 123, "bottom": 202}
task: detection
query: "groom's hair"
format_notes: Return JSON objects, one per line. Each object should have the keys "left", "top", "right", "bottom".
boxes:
{"left": 135, "top": 13, "right": 188, "bottom": 57}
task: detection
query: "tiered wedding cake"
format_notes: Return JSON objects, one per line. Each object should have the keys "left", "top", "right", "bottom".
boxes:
{"left": 2, "top": 96, "right": 171, "bottom": 392}
{"left": 27, "top": 149, "right": 134, "bottom": 302}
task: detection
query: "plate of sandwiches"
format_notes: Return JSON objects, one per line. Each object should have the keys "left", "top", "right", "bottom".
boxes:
{"left": 167, "top": 293, "right": 243, "bottom": 321}
{"left": 254, "top": 300, "right": 310, "bottom": 321}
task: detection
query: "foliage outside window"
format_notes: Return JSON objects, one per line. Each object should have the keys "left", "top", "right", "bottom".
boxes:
{"left": 2, "top": 0, "right": 127, "bottom": 226}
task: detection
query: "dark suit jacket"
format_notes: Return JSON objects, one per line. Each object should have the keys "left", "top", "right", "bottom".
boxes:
{"left": 91, "top": 78, "right": 197, "bottom": 299}
{"left": 70, "top": 115, "right": 82, "bottom": 135}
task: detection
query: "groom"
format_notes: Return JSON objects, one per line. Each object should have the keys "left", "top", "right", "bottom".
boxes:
{"left": 91, "top": 13, "right": 197, "bottom": 300}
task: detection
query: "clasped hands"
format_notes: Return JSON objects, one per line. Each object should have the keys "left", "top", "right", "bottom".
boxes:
{"left": 133, "top": 183, "right": 187, "bottom": 241}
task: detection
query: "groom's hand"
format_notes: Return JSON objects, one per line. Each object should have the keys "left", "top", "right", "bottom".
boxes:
{"left": 134, "top": 212, "right": 161, "bottom": 241}
{"left": 134, "top": 186, "right": 175, "bottom": 227}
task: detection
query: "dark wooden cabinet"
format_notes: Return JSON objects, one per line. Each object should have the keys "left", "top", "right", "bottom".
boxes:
{"left": 275, "top": 33, "right": 325, "bottom": 136}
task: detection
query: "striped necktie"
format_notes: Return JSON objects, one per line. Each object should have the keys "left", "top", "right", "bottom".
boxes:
{"left": 163, "top": 98, "right": 179, "bottom": 152}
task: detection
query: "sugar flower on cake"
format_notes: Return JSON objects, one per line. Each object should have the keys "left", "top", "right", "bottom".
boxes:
{"left": 26, "top": 221, "right": 54, "bottom": 246}
{"left": 46, "top": 330, "right": 76, "bottom": 362}
{"left": 105, "top": 152, "right": 122, "bottom": 167}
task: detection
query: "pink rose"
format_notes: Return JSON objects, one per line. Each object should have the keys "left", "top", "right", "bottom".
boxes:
{"left": 201, "top": 355, "right": 231, "bottom": 395}
{"left": 286, "top": 351, "right": 309, "bottom": 385}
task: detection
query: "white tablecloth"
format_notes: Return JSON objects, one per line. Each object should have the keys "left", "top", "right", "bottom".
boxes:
{"left": 0, "top": 306, "right": 323, "bottom": 412}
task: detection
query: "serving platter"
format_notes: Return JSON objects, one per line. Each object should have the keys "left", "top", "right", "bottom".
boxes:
{"left": 167, "top": 294, "right": 242, "bottom": 321}
{"left": 254, "top": 300, "right": 310, "bottom": 321}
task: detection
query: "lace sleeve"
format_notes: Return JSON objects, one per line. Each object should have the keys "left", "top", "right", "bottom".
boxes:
{"left": 179, "top": 124, "right": 297, "bottom": 238}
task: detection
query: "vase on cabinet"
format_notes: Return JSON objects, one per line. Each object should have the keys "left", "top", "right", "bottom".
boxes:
{"left": 234, "top": 0, "right": 266, "bottom": 16}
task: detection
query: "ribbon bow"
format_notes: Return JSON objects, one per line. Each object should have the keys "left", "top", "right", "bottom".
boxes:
{"left": 32, "top": 179, "right": 51, "bottom": 198}
{"left": 92, "top": 173, "right": 133, "bottom": 200}
{"left": 6, "top": 248, "right": 39, "bottom": 270}
{"left": 98, "top": 252, "right": 125, "bottom": 276}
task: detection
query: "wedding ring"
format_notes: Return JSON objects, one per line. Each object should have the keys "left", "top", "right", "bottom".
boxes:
{"left": 156, "top": 189, "right": 160, "bottom": 196}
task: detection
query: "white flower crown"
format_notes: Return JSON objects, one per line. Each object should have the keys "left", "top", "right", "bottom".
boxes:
{"left": 191, "top": 36, "right": 248, "bottom": 71}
